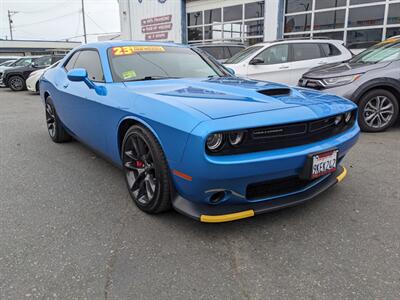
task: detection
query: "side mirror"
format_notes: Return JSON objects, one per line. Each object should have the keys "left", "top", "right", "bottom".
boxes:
{"left": 67, "top": 68, "right": 107, "bottom": 96}
{"left": 249, "top": 58, "right": 264, "bottom": 65}
{"left": 67, "top": 68, "right": 88, "bottom": 82}
{"left": 31, "top": 62, "right": 39, "bottom": 68}
{"left": 225, "top": 67, "right": 235, "bottom": 75}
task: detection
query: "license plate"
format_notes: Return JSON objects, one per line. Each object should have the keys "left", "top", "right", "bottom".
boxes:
{"left": 311, "top": 150, "right": 338, "bottom": 179}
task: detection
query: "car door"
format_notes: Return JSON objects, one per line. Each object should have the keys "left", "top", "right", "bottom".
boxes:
{"left": 289, "top": 43, "right": 326, "bottom": 85}
{"left": 58, "top": 50, "right": 108, "bottom": 152}
{"left": 245, "top": 43, "right": 293, "bottom": 84}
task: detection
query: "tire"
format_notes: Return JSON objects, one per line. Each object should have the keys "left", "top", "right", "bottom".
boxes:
{"left": 8, "top": 75, "right": 26, "bottom": 91}
{"left": 122, "top": 125, "right": 171, "bottom": 214}
{"left": 45, "top": 97, "right": 72, "bottom": 143}
{"left": 358, "top": 89, "right": 399, "bottom": 132}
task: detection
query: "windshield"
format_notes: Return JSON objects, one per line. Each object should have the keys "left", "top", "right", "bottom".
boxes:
{"left": 225, "top": 46, "right": 263, "bottom": 64}
{"left": 0, "top": 60, "right": 16, "bottom": 66}
{"left": 349, "top": 38, "right": 400, "bottom": 64}
{"left": 108, "top": 46, "right": 226, "bottom": 82}
{"left": 14, "top": 57, "right": 34, "bottom": 67}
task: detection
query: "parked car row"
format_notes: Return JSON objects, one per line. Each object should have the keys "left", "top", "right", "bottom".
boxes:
{"left": 194, "top": 36, "right": 399, "bottom": 132}
{"left": 0, "top": 54, "right": 64, "bottom": 92}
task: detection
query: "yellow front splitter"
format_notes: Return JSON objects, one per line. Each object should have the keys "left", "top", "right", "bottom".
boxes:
{"left": 198, "top": 167, "right": 348, "bottom": 223}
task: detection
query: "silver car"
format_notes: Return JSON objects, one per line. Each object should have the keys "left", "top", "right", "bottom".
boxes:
{"left": 299, "top": 36, "right": 400, "bottom": 132}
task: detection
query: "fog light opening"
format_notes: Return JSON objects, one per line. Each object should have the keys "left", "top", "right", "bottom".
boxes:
{"left": 209, "top": 191, "right": 226, "bottom": 204}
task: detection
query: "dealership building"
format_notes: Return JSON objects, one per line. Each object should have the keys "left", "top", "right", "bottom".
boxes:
{"left": 119, "top": 0, "right": 400, "bottom": 49}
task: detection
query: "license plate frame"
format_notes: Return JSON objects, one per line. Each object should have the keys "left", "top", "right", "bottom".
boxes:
{"left": 300, "top": 149, "right": 339, "bottom": 180}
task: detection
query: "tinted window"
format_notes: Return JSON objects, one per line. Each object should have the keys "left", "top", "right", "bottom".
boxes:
{"left": 64, "top": 51, "right": 80, "bottom": 71}
{"left": 348, "top": 5, "right": 385, "bottom": 27}
{"left": 108, "top": 46, "right": 221, "bottom": 82}
{"left": 200, "top": 46, "right": 225, "bottom": 60}
{"left": 73, "top": 50, "right": 104, "bottom": 82}
{"left": 51, "top": 56, "right": 63, "bottom": 64}
{"left": 388, "top": 3, "right": 400, "bottom": 25}
{"left": 245, "top": 1, "right": 264, "bottom": 19}
{"left": 14, "top": 58, "right": 33, "bottom": 67}
{"left": 285, "top": 0, "right": 312, "bottom": 13}
{"left": 204, "top": 8, "right": 221, "bottom": 24}
{"left": 315, "top": 0, "right": 346, "bottom": 9}
{"left": 223, "top": 5, "right": 242, "bottom": 22}
{"left": 285, "top": 14, "right": 311, "bottom": 33}
{"left": 320, "top": 43, "right": 341, "bottom": 56}
{"left": 255, "top": 44, "right": 289, "bottom": 64}
{"left": 225, "top": 46, "right": 263, "bottom": 64}
{"left": 292, "top": 43, "right": 323, "bottom": 61}
{"left": 314, "top": 10, "right": 345, "bottom": 30}
{"left": 187, "top": 11, "right": 202, "bottom": 26}
{"left": 227, "top": 46, "right": 245, "bottom": 56}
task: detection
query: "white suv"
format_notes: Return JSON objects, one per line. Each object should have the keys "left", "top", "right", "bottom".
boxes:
{"left": 224, "top": 39, "right": 352, "bottom": 86}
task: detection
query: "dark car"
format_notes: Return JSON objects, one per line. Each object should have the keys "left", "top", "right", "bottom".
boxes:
{"left": 299, "top": 36, "right": 400, "bottom": 132}
{"left": 1, "top": 55, "right": 64, "bottom": 91}
{"left": 194, "top": 43, "right": 245, "bottom": 63}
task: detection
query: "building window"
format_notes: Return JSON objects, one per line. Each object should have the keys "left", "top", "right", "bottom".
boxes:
{"left": 315, "top": 0, "right": 347, "bottom": 10}
{"left": 188, "top": 27, "right": 203, "bottom": 41}
{"left": 285, "top": 14, "right": 311, "bottom": 33}
{"left": 348, "top": 5, "right": 385, "bottom": 28}
{"left": 245, "top": 1, "right": 264, "bottom": 19}
{"left": 386, "top": 27, "right": 400, "bottom": 39}
{"left": 187, "top": 1, "right": 264, "bottom": 46}
{"left": 314, "top": 10, "right": 345, "bottom": 30}
{"left": 204, "top": 8, "right": 221, "bottom": 24}
{"left": 187, "top": 11, "right": 203, "bottom": 26}
{"left": 388, "top": 3, "right": 400, "bottom": 25}
{"left": 223, "top": 5, "right": 243, "bottom": 22}
{"left": 285, "top": 0, "right": 312, "bottom": 13}
{"left": 284, "top": 0, "right": 398, "bottom": 50}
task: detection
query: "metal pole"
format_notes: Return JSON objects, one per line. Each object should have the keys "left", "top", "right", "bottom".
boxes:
{"left": 8, "top": 10, "right": 13, "bottom": 40}
{"left": 81, "top": 0, "right": 87, "bottom": 43}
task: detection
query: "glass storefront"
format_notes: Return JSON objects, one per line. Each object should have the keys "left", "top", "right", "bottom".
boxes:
{"left": 187, "top": 1, "right": 264, "bottom": 46}
{"left": 284, "top": 0, "right": 400, "bottom": 49}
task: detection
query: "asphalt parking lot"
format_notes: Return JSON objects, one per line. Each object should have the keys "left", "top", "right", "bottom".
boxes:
{"left": 0, "top": 88, "right": 399, "bottom": 299}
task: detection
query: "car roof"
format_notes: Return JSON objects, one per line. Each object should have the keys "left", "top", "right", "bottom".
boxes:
{"left": 194, "top": 43, "right": 245, "bottom": 47}
{"left": 78, "top": 40, "right": 188, "bottom": 51}
{"left": 255, "top": 39, "right": 344, "bottom": 47}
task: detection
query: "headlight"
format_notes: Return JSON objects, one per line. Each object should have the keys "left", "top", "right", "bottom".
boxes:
{"left": 323, "top": 74, "right": 361, "bottom": 87}
{"left": 334, "top": 115, "right": 343, "bottom": 125}
{"left": 206, "top": 133, "right": 224, "bottom": 151}
{"left": 228, "top": 131, "right": 244, "bottom": 146}
{"left": 344, "top": 111, "right": 352, "bottom": 123}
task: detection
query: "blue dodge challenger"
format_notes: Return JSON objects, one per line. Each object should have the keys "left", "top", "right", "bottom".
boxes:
{"left": 40, "top": 41, "right": 359, "bottom": 223}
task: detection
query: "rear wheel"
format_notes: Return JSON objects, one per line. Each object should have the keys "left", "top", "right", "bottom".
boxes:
{"left": 9, "top": 75, "right": 26, "bottom": 91}
{"left": 358, "top": 89, "right": 399, "bottom": 132}
{"left": 45, "top": 97, "right": 72, "bottom": 143}
{"left": 122, "top": 125, "right": 171, "bottom": 214}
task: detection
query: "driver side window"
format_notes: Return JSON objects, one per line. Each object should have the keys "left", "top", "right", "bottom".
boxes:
{"left": 73, "top": 50, "right": 105, "bottom": 82}
{"left": 254, "top": 44, "right": 289, "bottom": 65}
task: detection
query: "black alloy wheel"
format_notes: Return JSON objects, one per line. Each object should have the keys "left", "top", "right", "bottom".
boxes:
{"left": 9, "top": 76, "right": 26, "bottom": 91}
{"left": 122, "top": 125, "right": 171, "bottom": 213}
{"left": 358, "top": 89, "right": 399, "bottom": 132}
{"left": 45, "top": 97, "right": 72, "bottom": 143}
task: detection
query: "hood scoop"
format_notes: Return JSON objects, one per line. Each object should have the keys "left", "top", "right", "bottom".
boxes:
{"left": 257, "top": 88, "right": 291, "bottom": 97}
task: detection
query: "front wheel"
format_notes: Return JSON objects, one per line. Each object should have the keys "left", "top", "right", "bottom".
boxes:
{"left": 9, "top": 75, "right": 26, "bottom": 91}
{"left": 358, "top": 89, "right": 399, "bottom": 132}
{"left": 122, "top": 125, "right": 171, "bottom": 214}
{"left": 45, "top": 97, "right": 72, "bottom": 143}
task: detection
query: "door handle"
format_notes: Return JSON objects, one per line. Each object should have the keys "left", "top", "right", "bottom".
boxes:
{"left": 63, "top": 83, "right": 69, "bottom": 88}
{"left": 279, "top": 66, "right": 289, "bottom": 69}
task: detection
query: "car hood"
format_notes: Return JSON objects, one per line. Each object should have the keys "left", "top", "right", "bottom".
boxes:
{"left": 123, "top": 77, "right": 354, "bottom": 119}
{"left": 304, "top": 61, "right": 391, "bottom": 78}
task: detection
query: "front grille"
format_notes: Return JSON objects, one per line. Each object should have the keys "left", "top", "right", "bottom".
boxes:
{"left": 246, "top": 176, "right": 317, "bottom": 200}
{"left": 208, "top": 110, "right": 356, "bottom": 155}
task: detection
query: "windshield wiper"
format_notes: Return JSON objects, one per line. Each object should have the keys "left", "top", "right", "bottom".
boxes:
{"left": 126, "top": 76, "right": 181, "bottom": 82}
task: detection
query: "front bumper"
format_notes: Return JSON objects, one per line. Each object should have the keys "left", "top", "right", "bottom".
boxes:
{"left": 173, "top": 166, "right": 347, "bottom": 222}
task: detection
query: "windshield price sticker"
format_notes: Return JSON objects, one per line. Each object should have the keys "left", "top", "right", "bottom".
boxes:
{"left": 112, "top": 46, "right": 165, "bottom": 56}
